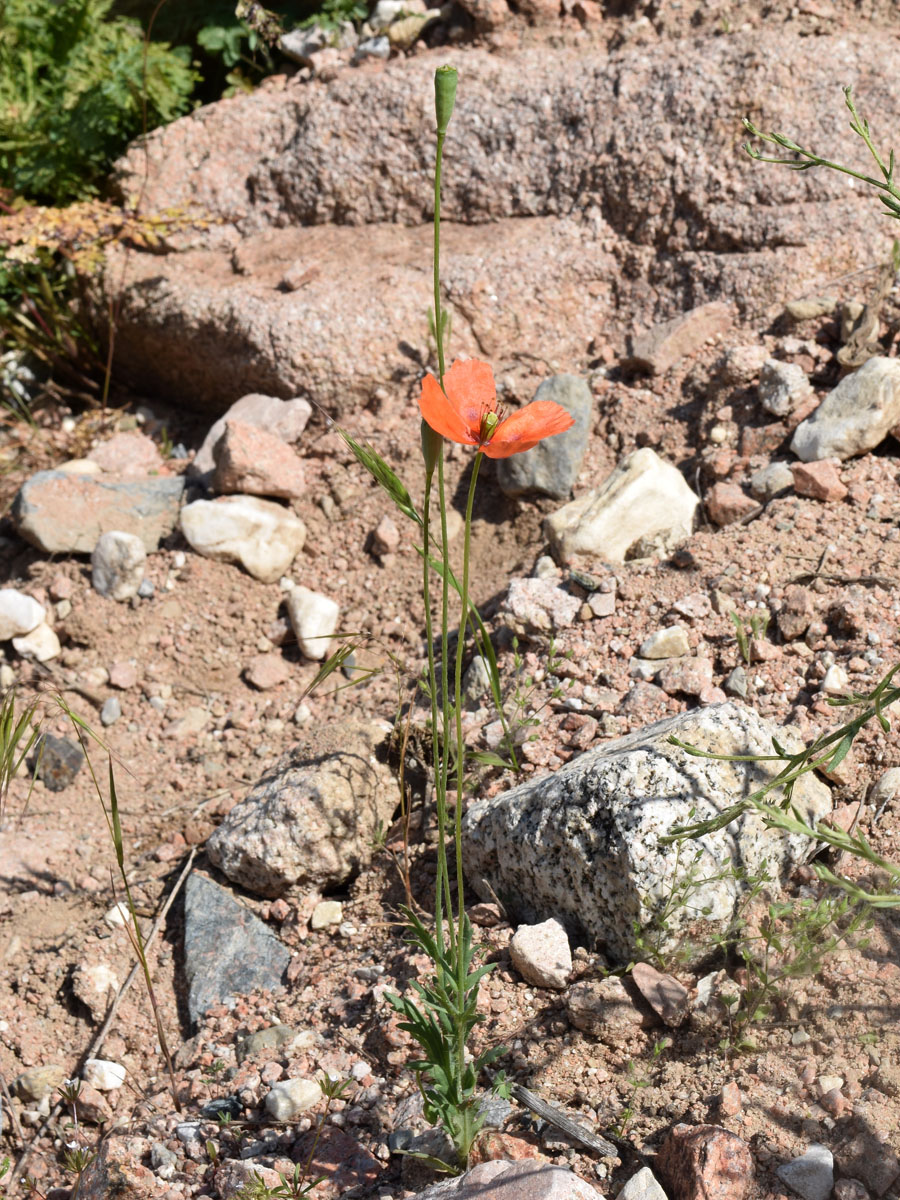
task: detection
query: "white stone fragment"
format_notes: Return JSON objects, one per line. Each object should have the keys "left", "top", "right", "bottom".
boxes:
{"left": 544, "top": 447, "right": 698, "bottom": 564}
{"left": 82, "top": 1059, "right": 127, "bottom": 1091}
{"left": 12, "top": 622, "right": 60, "bottom": 662}
{"left": 820, "top": 664, "right": 850, "bottom": 695}
{"left": 639, "top": 625, "right": 690, "bottom": 659}
{"left": 310, "top": 900, "right": 343, "bottom": 929}
{"left": 509, "top": 918, "right": 572, "bottom": 990}
{"left": 0, "top": 589, "right": 45, "bottom": 641}
{"left": 264, "top": 1077, "right": 322, "bottom": 1121}
{"left": 92, "top": 530, "right": 146, "bottom": 601}
{"left": 616, "top": 1166, "right": 669, "bottom": 1200}
{"left": 776, "top": 1143, "right": 834, "bottom": 1200}
{"left": 286, "top": 586, "right": 339, "bottom": 660}
{"left": 791, "top": 357, "right": 900, "bottom": 461}
{"left": 180, "top": 495, "right": 306, "bottom": 584}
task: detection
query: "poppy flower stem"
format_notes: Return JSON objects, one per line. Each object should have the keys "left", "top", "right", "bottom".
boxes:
{"left": 433, "top": 128, "right": 447, "bottom": 386}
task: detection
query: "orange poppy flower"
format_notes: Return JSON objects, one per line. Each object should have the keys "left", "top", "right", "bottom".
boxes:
{"left": 419, "top": 359, "right": 575, "bottom": 459}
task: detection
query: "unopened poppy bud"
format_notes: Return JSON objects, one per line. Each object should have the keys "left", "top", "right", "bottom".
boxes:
{"left": 421, "top": 416, "right": 442, "bottom": 475}
{"left": 434, "top": 65, "right": 458, "bottom": 136}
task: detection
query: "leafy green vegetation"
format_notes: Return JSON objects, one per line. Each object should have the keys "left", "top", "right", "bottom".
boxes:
{"left": 0, "top": 0, "right": 200, "bottom": 204}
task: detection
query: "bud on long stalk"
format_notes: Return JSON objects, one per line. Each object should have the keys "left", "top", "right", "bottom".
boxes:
{"left": 434, "top": 65, "right": 458, "bottom": 135}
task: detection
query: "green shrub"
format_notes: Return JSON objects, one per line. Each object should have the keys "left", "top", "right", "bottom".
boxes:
{"left": 0, "top": 0, "right": 200, "bottom": 204}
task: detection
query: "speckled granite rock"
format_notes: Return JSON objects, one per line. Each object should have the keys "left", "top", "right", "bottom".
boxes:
{"left": 461, "top": 703, "right": 831, "bottom": 965}
{"left": 206, "top": 719, "right": 395, "bottom": 897}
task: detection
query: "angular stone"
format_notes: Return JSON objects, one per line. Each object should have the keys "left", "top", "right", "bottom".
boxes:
{"left": 180, "top": 495, "right": 306, "bottom": 583}
{"left": 461, "top": 703, "right": 831, "bottom": 964}
{"left": 87, "top": 431, "right": 164, "bottom": 477}
{"left": 791, "top": 357, "right": 900, "bottom": 461}
{"left": 207, "top": 720, "right": 395, "bottom": 897}
{"left": 415, "top": 1158, "right": 600, "bottom": 1199}
{"left": 91, "top": 530, "right": 146, "bottom": 601}
{"left": 567, "top": 976, "right": 649, "bottom": 1039}
{"left": 717, "top": 344, "right": 769, "bottom": 386}
{"left": 82, "top": 1059, "right": 127, "bottom": 1091}
{"left": 626, "top": 301, "right": 733, "bottom": 376}
{"left": 758, "top": 359, "right": 812, "bottom": 418}
{"left": 236, "top": 1024, "right": 302, "bottom": 1062}
{"left": 504, "top": 577, "right": 580, "bottom": 634}
{"left": 182, "top": 872, "right": 290, "bottom": 1028}
{"left": 838, "top": 1131, "right": 900, "bottom": 1197}
{"left": 244, "top": 652, "right": 291, "bottom": 690}
{"left": 496, "top": 375, "right": 593, "bottom": 500}
{"left": 791, "top": 460, "right": 848, "bottom": 502}
{"left": 776, "top": 1144, "right": 834, "bottom": 1200}
{"left": 286, "top": 585, "right": 340, "bottom": 660}
{"left": 12, "top": 622, "right": 60, "bottom": 662}
{"left": 640, "top": 625, "right": 690, "bottom": 659}
{"left": 34, "top": 734, "right": 83, "bottom": 791}
{"left": 545, "top": 447, "right": 698, "bottom": 564}
{"left": 631, "top": 961, "right": 689, "bottom": 1026}
{"left": 656, "top": 657, "right": 714, "bottom": 697}
{"left": 71, "top": 1135, "right": 156, "bottom": 1198}
{"left": 0, "top": 589, "right": 45, "bottom": 641}
{"left": 213, "top": 419, "right": 306, "bottom": 500}
{"left": 11, "top": 470, "right": 185, "bottom": 553}
{"left": 750, "top": 462, "right": 794, "bottom": 500}
{"left": 15, "top": 1064, "right": 66, "bottom": 1102}
{"left": 706, "top": 482, "right": 759, "bottom": 527}
{"left": 777, "top": 585, "right": 815, "bottom": 641}
{"left": 657, "top": 1123, "right": 753, "bottom": 1200}
{"left": 617, "top": 1166, "right": 669, "bottom": 1200}
{"left": 194, "top": 393, "right": 313, "bottom": 475}
{"left": 265, "top": 1077, "right": 321, "bottom": 1120}
{"left": 509, "top": 918, "right": 572, "bottom": 989}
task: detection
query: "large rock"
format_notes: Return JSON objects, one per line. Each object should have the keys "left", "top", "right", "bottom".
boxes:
{"left": 213, "top": 419, "right": 307, "bottom": 500}
{"left": 182, "top": 872, "right": 290, "bottom": 1027}
{"left": 180, "top": 495, "right": 306, "bottom": 583}
{"left": 194, "top": 393, "right": 313, "bottom": 475}
{"left": 495, "top": 375, "right": 592, "bottom": 500}
{"left": 461, "top": 703, "right": 831, "bottom": 964}
{"left": 544, "top": 447, "right": 698, "bottom": 564}
{"left": 105, "top": 34, "right": 900, "bottom": 411}
{"left": 791, "top": 357, "right": 900, "bottom": 461}
{"left": 206, "top": 720, "right": 396, "bottom": 897}
{"left": 11, "top": 471, "right": 185, "bottom": 554}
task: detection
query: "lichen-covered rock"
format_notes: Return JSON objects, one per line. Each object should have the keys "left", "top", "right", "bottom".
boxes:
{"left": 207, "top": 720, "right": 395, "bottom": 897}
{"left": 461, "top": 703, "right": 831, "bottom": 964}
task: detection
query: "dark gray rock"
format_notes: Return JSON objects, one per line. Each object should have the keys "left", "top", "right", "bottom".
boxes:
{"left": 495, "top": 375, "right": 592, "bottom": 500}
{"left": 12, "top": 471, "right": 185, "bottom": 554}
{"left": 33, "top": 734, "right": 83, "bottom": 792}
{"left": 182, "top": 873, "right": 290, "bottom": 1029}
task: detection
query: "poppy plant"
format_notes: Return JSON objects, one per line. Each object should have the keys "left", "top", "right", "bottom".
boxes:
{"left": 419, "top": 358, "right": 575, "bottom": 458}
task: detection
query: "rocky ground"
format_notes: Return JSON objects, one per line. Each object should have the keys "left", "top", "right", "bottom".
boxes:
{"left": 3, "top": 2, "right": 900, "bottom": 1200}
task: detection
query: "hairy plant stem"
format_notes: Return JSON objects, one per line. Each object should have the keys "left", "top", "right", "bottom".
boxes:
{"left": 434, "top": 128, "right": 446, "bottom": 385}
{"left": 453, "top": 451, "right": 483, "bottom": 1081}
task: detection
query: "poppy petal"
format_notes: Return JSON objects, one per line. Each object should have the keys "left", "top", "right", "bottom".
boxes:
{"left": 443, "top": 359, "right": 498, "bottom": 431}
{"left": 419, "top": 372, "right": 478, "bottom": 445}
{"left": 482, "top": 400, "right": 575, "bottom": 459}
